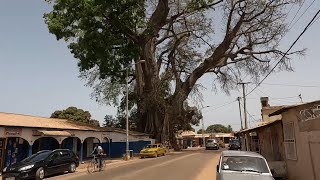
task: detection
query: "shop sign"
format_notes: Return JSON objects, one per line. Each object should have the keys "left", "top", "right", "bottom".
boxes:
{"left": 4, "top": 128, "right": 22, "bottom": 136}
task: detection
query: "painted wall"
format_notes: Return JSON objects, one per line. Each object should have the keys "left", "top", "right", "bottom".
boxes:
{"left": 0, "top": 126, "right": 154, "bottom": 163}
{"left": 282, "top": 109, "right": 320, "bottom": 180}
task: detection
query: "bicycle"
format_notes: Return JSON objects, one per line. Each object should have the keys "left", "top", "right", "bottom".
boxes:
{"left": 87, "top": 154, "right": 107, "bottom": 173}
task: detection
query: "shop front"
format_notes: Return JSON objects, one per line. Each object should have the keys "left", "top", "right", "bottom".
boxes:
{"left": 0, "top": 127, "right": 31, "bottom": 169}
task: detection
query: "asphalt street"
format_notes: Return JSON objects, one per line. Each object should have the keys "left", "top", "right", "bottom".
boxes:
{"left": 46, "top": 149, "right": 221, "bottom": 180}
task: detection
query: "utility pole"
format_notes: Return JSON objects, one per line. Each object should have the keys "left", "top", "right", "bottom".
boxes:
{"left": 238, "top": 82, "right": 250, "bottom": 151}
{"left": 237, "top": 97, "right": 243, "bottom": 130}
{"left": 238, "top": 82, "right": 249, "bottom": 129}
{"left": 200, "top": 105, "right": 210, "bottom": 147}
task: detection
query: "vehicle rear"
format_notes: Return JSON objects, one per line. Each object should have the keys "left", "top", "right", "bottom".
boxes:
{"left": 228, "top": 139, "right": 240, "bottom": 150}
{"left": 206, "top": 139, "right": 219, "bottom": 150}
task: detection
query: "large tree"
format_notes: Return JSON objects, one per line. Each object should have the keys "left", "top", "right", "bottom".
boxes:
{"left": 51, "top": 106, "right": 100, "bottom": 127}
{"left": 197, "top": 129, "right": 206, "bottom": 134}
{"left": 206, "top": 124, "right": 232, "bottom": 133}
{"left": 45, "top": 0, "right": 304, "bottom": 146}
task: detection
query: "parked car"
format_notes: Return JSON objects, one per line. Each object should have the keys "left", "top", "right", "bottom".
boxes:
{"left": 229, "top": 139, "right": 241, "bottom": 150}
{"left": 140, "top": 144, "right": 166, "bottom": 158}
{"left": 216, "top": 151, "right": 275, "bottom": 180}
{"left": 206, "top": 139, "right": 219, "bottom": 150}
{"left": 2, "top": 149, "right": 79, "bottom": 180}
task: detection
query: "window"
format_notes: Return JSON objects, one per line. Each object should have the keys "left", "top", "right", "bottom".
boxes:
{"left": 283, "top": 122, "right": 297, "bottom": 160}
{"left": 221, "top": 156, "right": 270, "bottom": 174}
{"left": 59, "top": 151, "right": 70, "bottom": 158}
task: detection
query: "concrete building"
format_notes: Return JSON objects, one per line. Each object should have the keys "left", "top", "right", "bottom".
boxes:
{"left": 176, "top": 131, "right": 234, "bottom": 148}
{"left": 0, "top": 112, "right": 153, "bottom": 169}
{"left": 238, "top": 97, "right": 320, "bottom": 180}
{"left": 269, "top": 100, "right": 320, "bottom": 180}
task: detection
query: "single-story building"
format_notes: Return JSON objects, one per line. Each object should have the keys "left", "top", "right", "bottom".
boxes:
{"left": 269, "top": 100, "right": 320, "bottom": 180}
{"left": 0, "top": 112, "right": 154, "bottom": 169}
{"left": 237, "top": 119, "right": 286, "bottom": 178}
{"left": 176, "top": 131, "right": 234, "bottom": 147}
{"left": 237, "top": 97, "right": 320, "bottom": 180}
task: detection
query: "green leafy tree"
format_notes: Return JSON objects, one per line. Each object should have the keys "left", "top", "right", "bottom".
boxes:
{"left": 227, "top": 125, "right": 233, "bottom": 133}
{"left": 89, "top": 119, "right": 101, "bottom": 127}
{"left": 197, "top": 129, "right": 206, "bottom": 134}
{"left": 45, "top": 0, "right": 304, "bottom": 145}
{"left": 51, "top": 106, "right": 100, "bottom": 127}
{"left": 103, "top": 115, "right": 118, "bottom": 128}
{"left": 206, "top": 124, "right": 232, "bottom": 133}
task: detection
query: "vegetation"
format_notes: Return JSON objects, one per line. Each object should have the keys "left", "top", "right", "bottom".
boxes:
{"left": 45, "top": 0, "right": 304, "bottom": 147}
{"left": 197, "top": 129, "right": 206, "bottom": 134}
{"left": 206, "top": 124, "right": 233, "bottom": 133}
{"left": 51, "top": 106, "right": 100, "bottom": 127}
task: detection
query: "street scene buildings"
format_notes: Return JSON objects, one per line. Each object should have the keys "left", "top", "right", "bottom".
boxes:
{"left": 1, "top": 0, "right": 320, "bottom": 180}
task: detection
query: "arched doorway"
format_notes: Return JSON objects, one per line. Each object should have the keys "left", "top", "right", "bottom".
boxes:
{"left": 83, "top": 137, "right": 100, "bottom": 159}
{"left": 61, "top": 137, "right": 81, "bottom": 157}
{"left": 4, "top": 137, "right": 30, "bottom": 167}
{"left": 102, "top": 137, "right": 111, "bottom": 157}
{"left": 32, "top": 137, "right": 59, "bottom": 154}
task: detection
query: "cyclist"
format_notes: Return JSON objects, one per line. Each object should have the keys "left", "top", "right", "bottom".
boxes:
{"left": 92, "top": 144, "right": 103, "bottom": 169}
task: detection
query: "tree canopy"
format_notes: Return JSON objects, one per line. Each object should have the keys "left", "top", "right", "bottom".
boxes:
{"left": 45, "top": 0, "right": 304, "bottom": 145}
{"left": 197, "top": 129, "right": 206, "bottom": 134}
{"left": 206, "top": 124, "right": 233, "bottom": 133}
{"left": 51, "top": 106, "right": 100, "bottom": 127}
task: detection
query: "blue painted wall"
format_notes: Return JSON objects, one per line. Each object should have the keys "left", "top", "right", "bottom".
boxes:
{"left": 101, "top": 141, "right": 151, "bottom": 158}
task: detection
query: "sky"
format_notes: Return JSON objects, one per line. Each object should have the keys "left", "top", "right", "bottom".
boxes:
{"left": 1, "top": 0, "right": 320, "bottom": 131}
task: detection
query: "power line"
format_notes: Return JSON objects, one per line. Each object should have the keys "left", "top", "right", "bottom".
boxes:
{"left": 288, "top": 0, "right": 316, "bottom": 30}
{"left": 202, "top": 100, "right": 237, "bottom": 113}
{"left": 247, "top": 8, "right": 320, "bottom": 96}
{"left": 287, "top": 0, "right": 306, "bottom": 28}
{"left": 261, "top": 83, "right": 320, "bottom": 88}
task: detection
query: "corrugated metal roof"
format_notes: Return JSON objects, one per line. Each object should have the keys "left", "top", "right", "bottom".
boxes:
{"left": 0, "top": 112, "right": 97, "bottom": 130}
{"left": 37, "top": 130, "right": 72, "bottom": 136}
{"left": 238, "top": 119, "right": 282, "bottom": 133}
{"left": 0, "top": 112, "right": 149, "bottom": 136}
{"left": 269, "top": 100, "right": 320, "bottom": 116}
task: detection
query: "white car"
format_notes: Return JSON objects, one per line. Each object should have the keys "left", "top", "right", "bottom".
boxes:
{"left": 216, "top": 151, "right": 275, "bottom": 180}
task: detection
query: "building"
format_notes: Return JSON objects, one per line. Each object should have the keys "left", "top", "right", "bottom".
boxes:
{"left": 237, "top": 119, "right": 286, "bottom": 178}
{"left": 176, "top": 131, "right": 234, "bottom": 148}
{"left": 269, "top": 100, "right": 320, "bottom": 180}
{"left": 0, "top": 112, "right": 153, "bottom": 169}
{"left": 238, "top": 97, "right": 320, "bottom": 180}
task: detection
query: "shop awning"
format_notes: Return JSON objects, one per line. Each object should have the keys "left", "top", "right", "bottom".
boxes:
{"left": 37, "top": 130, "right": 72, "bottom": 136}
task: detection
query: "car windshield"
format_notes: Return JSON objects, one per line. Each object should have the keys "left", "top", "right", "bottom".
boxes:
{"left": 229, "top": 140, "right": 240, "bottom": 145}
{"left": 145, "top": 145, "right": 158, "bottom": 148}
{"left": 221, "top": 156, "right": 270, "bottom": 173}
{"left": 22, "top": 151, "right": 51, "bottom": 162}
{"left": 207, "top": 139, "right": 216, "bottom": 143}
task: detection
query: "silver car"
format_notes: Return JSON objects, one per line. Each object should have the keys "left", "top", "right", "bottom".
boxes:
{"left": 206, "top": 139, "right": 219, "bottom": 150}
{"left": 216, "top": 151, "right": 275, "bottom": 180}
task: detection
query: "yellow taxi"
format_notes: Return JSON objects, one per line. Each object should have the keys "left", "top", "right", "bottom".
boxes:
{"left": 140, "top": 144, "right": 166, "bottom": 158}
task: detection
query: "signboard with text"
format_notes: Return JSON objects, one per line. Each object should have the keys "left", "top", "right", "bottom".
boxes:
{"left": 4, "top": 128, "right": 22, "bottom": 136}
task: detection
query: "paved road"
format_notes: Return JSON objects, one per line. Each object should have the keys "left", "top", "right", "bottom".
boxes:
{"left": 47, "top": 149, "right": 221, "bottom": 180}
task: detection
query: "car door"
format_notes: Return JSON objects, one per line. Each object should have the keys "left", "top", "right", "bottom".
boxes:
{"left": 160, "top": 145, "right": 165, "bottom": 154}
{"left": 216, "top": 155, "right": 222, "bottom": 180}
{"left": 46, "top": 151, "right": 62, "bottom": 175}
{"left": 59, "top": 150, "right": 71, "bottom": 171}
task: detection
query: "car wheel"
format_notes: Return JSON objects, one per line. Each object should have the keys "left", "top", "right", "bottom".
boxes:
{"left": 68, "top": 162, "right": 77, "bottom": 173}
{"left": 35, "top": 167, "right": 45, "bottom": 180}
